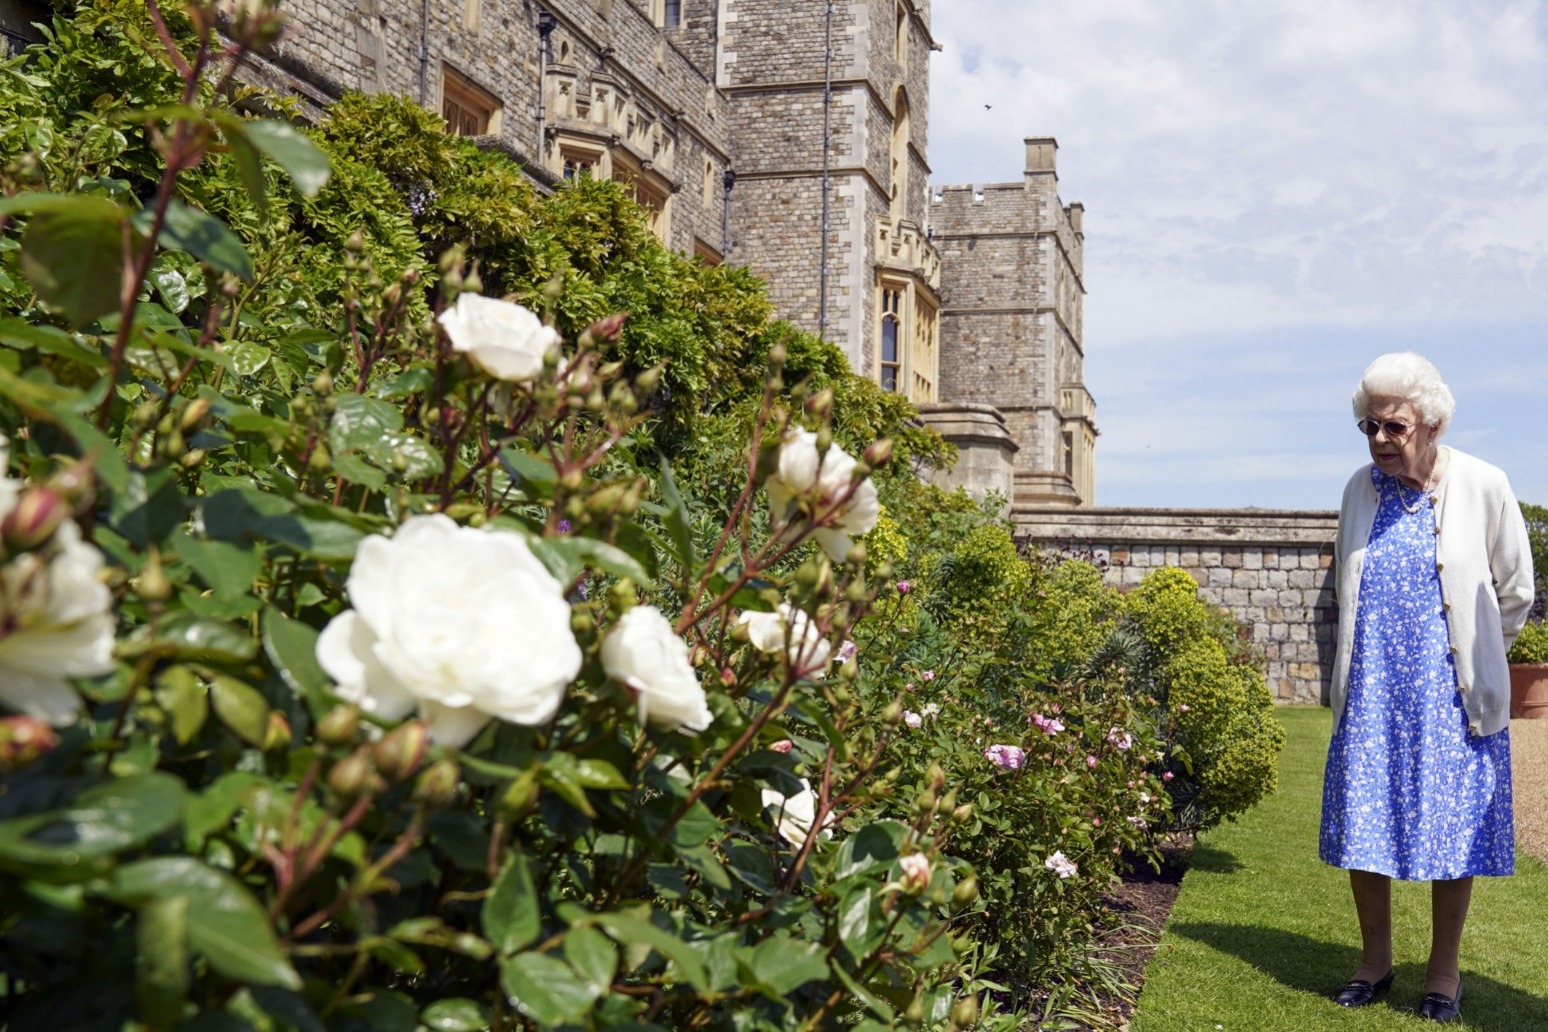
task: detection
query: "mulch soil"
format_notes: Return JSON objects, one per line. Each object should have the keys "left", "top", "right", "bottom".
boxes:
{"left": 1046, "top": 716, "right": 1548, "bottom": 1031}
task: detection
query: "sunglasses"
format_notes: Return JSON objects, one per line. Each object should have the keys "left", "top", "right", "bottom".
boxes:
{"left": 1356, "top": 418, "right": 1415, "bottom": 438}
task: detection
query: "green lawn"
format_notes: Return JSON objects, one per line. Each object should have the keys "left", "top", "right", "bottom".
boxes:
{"left": 1131, "top": 707, "right": 1548, "bottom": 1032}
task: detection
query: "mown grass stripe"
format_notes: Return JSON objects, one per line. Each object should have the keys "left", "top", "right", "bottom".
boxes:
{"left": 1131, "top": 707, "right": 1548, "bottom": 1032}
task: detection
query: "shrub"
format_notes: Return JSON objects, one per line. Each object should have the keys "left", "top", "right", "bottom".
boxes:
{"left": 1509, "top": 620, "right": 1548, "bottom": 664}
{"left": 1124, "top": 568, "right": 1286, "bottom": 831}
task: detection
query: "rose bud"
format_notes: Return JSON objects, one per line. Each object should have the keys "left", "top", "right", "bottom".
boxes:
{"left": 953, "top": 874, "right": 979, "bottom": 905}
{"left": 373, "top": 721, "right": 430, "bottom": 781}
{"left": 951, "top": 996, "right": 979, "bottom": 1026}
{"left": 719, "top": 666, "right": 737, "bottom": 688}
{"left": 261, "top": 712, "right": 292, "bottom": 751}
{"left": 0, "top": 716, "right": 59, "bottom": 771}
{"left": 1, "top": 488, "right": 66, "bottom": 553}
{"left": 315, "top": 704, "right": 361, "bottom": 747}
{"left": 863, "top": 438, "right": 894, "bottom": 468}
{"left": 899, "top": 852, "right": 931, "bottom": 894}
{"left": 178, "top": 397, "right": 211, "bottom": 432}
{"left": 805, "top": 388, "right": 834, "bottom": 421}
{"left": 769, "top": 738, "right": 794, "bottom": 754}
{"left": 586, "top": 311, "right": 630, "bottom": 342}
{"left": 327, "top": 746, "right": 382, "bottom": 799}
{"left": 412, "top": 757, "right": 463, "bottom": 807}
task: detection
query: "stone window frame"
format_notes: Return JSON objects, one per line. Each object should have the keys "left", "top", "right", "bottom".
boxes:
{"left": 441, "top": 64, "right": 501, "bottom": 137}
{"left": 650, "top": 0, "right": 682, "bottom": 28}
{"left": 895, "top": 2, "right": 908, "bottom": 71}
{"left": 693, "top": 238, "right": 722, "bottom": 266}
{"left": 612, "top": 151, "right": 672, "bottom": 243}
{"left": 876, "top": 275, "right": 938, "bottom": 403}
{"left": 889, "top": 87, "right": 910, "bottom": 225}
{"left": 878, "top": 281, "right": 904, "bottom": 394}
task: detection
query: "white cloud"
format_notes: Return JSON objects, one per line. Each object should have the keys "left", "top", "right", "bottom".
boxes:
{"left": 928, "top": 1, "right": 1548, "bottom": 506}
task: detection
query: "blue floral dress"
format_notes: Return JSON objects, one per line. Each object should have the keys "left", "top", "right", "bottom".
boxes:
{"left": 1319, "top": 468, "right": 1515, "bottom": 880}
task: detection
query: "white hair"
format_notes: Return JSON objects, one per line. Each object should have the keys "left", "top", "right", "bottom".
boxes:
{"left": 1351, "top": 352, "right": 1454, "bottom": 436}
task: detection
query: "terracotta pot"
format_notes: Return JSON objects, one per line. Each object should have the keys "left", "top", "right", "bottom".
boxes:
{"left": 1509, "top": 663, "right": 1548, "bottom": 719}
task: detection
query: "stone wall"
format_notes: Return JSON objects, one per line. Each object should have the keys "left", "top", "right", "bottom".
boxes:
{"left": 1015, "top": 507, "right": 1341, "bottom": 705}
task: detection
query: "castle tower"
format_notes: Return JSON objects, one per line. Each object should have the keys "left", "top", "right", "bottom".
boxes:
{"left": 718, "top": 0, "right": 941, "bottom": 399}
{"left": 930, "top": 138, "right": 1097, "bottom": 507}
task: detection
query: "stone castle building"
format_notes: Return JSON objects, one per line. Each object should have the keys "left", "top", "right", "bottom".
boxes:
{"left": 1, "top": 0, "right": 1098, "bottom": 506}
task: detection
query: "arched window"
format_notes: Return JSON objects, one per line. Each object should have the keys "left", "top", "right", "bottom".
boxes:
{"left": 890, "top": 88, "right": 910, "bottom": 224}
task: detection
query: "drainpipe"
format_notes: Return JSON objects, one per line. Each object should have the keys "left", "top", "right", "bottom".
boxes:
{"left": 721, "top": 168, "right": 736, "bottom": 257}
{"left": 537, "top": 12, "right": 558, "bottom": 166}
{"left": 818, "top": 0, "right": 833, "bottom": 337}
{"left": 417, "top": 0, "right": 430, "bottom": 105}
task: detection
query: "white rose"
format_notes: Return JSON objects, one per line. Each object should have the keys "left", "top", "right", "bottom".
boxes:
{"left": 0, "top": 520, "right": 116, "bottom": 726}
{"left": 316, "top": 514, "right": 582, "bottom": 747}
{"left": 903, "top": 710, "right": 922, "bottom": 729}
{"left": 737, "top": 602, "right": 832, "bottom": 677}
{"left": 437, "top": 293, "right": 561, "bottom": 383}
{"left": 766, "top": 429, "right": 880, "bottom": 560}
{"left": 601, "top": 605, "right": 712, "bottom": 734}
{"left": 760, "top": 777, "right": 831, "bottom": 848}
{"left": 898, "top": 851, "right": 932, "bottom": 892}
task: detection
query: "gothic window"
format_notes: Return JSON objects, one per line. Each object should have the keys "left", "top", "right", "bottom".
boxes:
{"left": 879, "top": 286, "right": 902, "bottom": 393}
{"left": 890, "top": 89, "right": 909, "bottom": 224}
{"left": 1062, "top": 431, "right": 1075, "bottom": 478}
{"left": 895, "top": 2, "right": 907, "bottom": 70}
{"left": 441, "top": 65, "right": 500, "bottom": 137}
{"left": 613, "top": 155, "right": 670, "bottom": 242}
{"left": 912, "top": 295, "right": 937, "bottom": 401}
{"left": 693, "top": 239, "right": 722, "bottom": 266}
{"left": 562, "top": 151, "right": 597, "bottom": 180}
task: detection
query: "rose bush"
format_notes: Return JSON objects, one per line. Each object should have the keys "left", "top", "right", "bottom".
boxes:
{"left": 0, "top": 5, "right": 1287, "bottom": 1030}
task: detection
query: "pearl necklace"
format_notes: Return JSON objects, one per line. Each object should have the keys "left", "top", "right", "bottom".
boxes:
{"left": 1393, "top": 463, "right": 1440, "bottom": 515}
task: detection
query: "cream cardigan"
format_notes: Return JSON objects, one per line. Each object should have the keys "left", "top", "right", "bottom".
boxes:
{"left": 1331, "top": 447, "right": 1534, "bottom": 738}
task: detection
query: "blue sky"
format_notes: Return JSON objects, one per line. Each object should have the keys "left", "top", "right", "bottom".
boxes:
{"left": 927, "top": 0, "right": 1548, "bottom": 510}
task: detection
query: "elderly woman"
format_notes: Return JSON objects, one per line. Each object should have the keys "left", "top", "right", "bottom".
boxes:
{"left": 1320, "top": 352, "right": 1533, "bottom": 1023}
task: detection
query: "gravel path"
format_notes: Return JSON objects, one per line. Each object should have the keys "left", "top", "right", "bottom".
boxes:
{"left": 1513, "top": 718, "right": 1548, "bottom": 863}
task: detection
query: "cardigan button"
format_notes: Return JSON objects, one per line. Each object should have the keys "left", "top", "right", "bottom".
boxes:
{"left": 1436, "top": 562, "right": 1444, "bottom": 572}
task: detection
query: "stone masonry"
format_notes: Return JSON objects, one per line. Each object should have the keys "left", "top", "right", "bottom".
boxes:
{"left": 928, "top": 139, "right": 1095, "bottom": 508}
{"left": 1015, "top": 507, "right": 1342, "bottom": 705}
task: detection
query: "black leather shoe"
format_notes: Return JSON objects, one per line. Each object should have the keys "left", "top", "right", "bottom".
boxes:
{"left": 1334, "top": 969, "right": 1394, "bottom": 1007}
{"left": 1417, "top": 976, "right": 1463, "bottom": 1023}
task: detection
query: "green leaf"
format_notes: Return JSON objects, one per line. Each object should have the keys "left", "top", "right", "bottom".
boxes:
{"left": 228, "top": 341, "right": 271, "bottom": 376}
{"left": 498, "top": 447, "right": 557, "bottom": 500}
{"left": 137, "top": 894, "right": 191, "bottom": 1031}
{"left": 532, "top": 536, "right": 653, "bottom": 588}
{"left": 500, "top": 952, "right": 601, "bottom": 1026}
{"left": 0, "top": 317, "right": 106, "bottom": 366}
{"left": 241, "top": 119, "right": 331, "bottom": 197}
{"left": 0, "top": 772, "right": 187, "bottom": 880}
{"left": 658, "top": 458, "right": 694, "bottom": 571}
{"left": 484, "top": 851, "right": 541, "bottom": 953}
{"left": 109, "top": 857, "right": 301, "bottom": 989}
{"left": 209, "top": 674, "right": 271, "bottom": 747}
{"left": 136, "top": 611, "right": 257, "bottom": 664}
{"left": 372, "top": 366, "right": 434, "bottom": 400}
{"left": 171, "top": 530, "right": 261, "bottom": 596}
{"left": 18, "top": 196, "right": 128, "bottom": 327}
{"left": 154, "top": 665, "right": 209, "bottom": 745}
{"left": 420, "top": 999, "right": 489, "bottom": 1032}
{"left": 260, "top": 608, "right": 331, "bottom": 703}
{"left": 109, "top": 465, "right": 185, "bottom": 548}
{"left": 329, "top": 394, "right": 403, "bottom": 455}
{"left": 563, "top": 925, "right": 618, "bottom": 997}
{"left": 247, "top": 987, "right": 325, "bottom": 1032}
{"left": 386, "top": 916, "right": 493, "bottom": 960}
{"left": 362, "top": 431, "right": 443, "bottom": 480}
{"left": 333, "top": 452, "right": 387, "bottom": 490}
{"left": 148, "top": 263, "right": 192, "bottom": 314}
{"left": 834, "top": 820, "right": 904, "bottom": 883}
{"left": 745, "top": 935, "right": 830, "bottom": 995}
{"left": 224, "top": 128, "right": 270, "bottom": 217}
{"left": 148, "top": 199, "right": 253, "bottom": 280}
{"left": 201, "top": 485, "right": 369, "bottom": 561}
{"left": 595, "top": 911, "right": 709, "bottom": 990}
{"left": 837, "top": 885, "right": 877, "bottom": 958}
{"left": 184, "top": 772, "right": 265, "bottom": 845}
